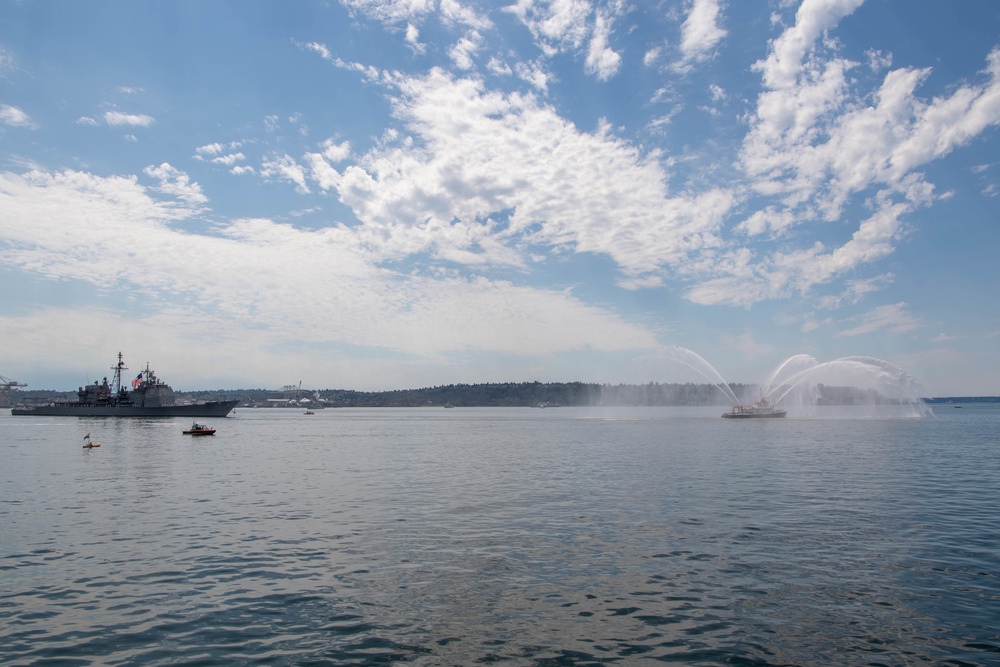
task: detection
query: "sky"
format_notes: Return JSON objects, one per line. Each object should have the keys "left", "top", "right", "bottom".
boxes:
{"left": 2, "top": 0, "right": 999, "bottom": 396}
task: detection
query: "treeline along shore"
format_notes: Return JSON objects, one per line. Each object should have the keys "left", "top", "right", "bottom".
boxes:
{"left": 16, "top": 382, "right": 992, "bottom": 409}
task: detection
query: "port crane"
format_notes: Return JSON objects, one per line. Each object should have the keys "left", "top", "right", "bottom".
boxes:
{"left": 0, "top": 374, "right": 27, "bottom": 408}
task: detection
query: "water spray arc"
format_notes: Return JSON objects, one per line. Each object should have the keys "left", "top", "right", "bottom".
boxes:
{"left": 660, "top": 346, "right": 928, "bottom": 416}
{"left": 760, "top": 354, "right": 817, "bottom": 401}
{"left": 765, "top": 356, "right": 926, "bottom": 407}
{"left": 660, "top": 345, "right": 740, "bottom": 405}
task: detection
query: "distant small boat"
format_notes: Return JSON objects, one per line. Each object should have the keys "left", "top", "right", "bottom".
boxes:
{"left": 722, "top": 398, "right": 786, "bottom": 419}
{"left": 183, "top": 422, "right": 216, "bottom": 435}
{"left": 443, "top": 402, "right": 454, "bottom": 408}
{"left": 304, "top": 410, "right": 315, "bottom": 415}
{"left": 82, "top": 433, "right": 101, "bottom": 448}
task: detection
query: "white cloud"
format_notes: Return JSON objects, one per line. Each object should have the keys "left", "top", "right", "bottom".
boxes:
{"left": 261, "top": 154, "right": 311, "bottom": 193}
{"left": 321, "top": 138, "right": 352, "bottom": 162}
{"left": 302, "top": 41, "right": 332, "bottom": 60}
{"left": 318, "top": 68, "right": 734, "bottom": 276}
{"left": 0, "top": 169, "right": 205, "bottom": 285}
{"left": 440, "top": 0, "right": 492, "bottom": 30}
{"left": 673, "top": 0, "right": 727, "bottom": 72}
{"left": 143, "top": 163, "right": 209, "bottom": 207}
{"left": 687, "top": 3, "right": 1000, "bottom": 308}
{"left": 195, "top": 141, "right": 245, "bottom": 163}
{"left": 0, "top": 46, "right": 14, "bottom": 75}
{"left": 815, "top": 273, "right": 894, "bottom": 310}
{"left": 449, "top": 30, "right": 483, "bottom": 70}
{"left": 195, "top": 142, "right": 226, "bottom": 157}
{"left": 505, "top": 0, "right": 592, "bottom": 51}
{"left": 736, "top": 207, "right": 796, "bottom": 235}
{"left": 0, "top": 167, "right": 661, "bottom": 387}
{"left": 104, "top": 110, "right": 155, "bottom": 127}
{"left": 487, "top": 57, "right": 512, "bottom": 77}
{"left": 585, "top": 10, "right": 622, "bottom": 81}
{"left": 288, "top": 112, "right": 309, "bottom": 138}
{"left": 754, "top": 0, "right": 865, "bottom": 90}
{"left": 506, "top": 0, "right": 628, "bottom": 81}
{"left": 341, "top": 0, "right": 436, "bottom": 24}
{"left": 304, "top": 152, "right": 342, "bottom": 191}
{"left": 865, "top": 48, "right": 892, "bottom": 72}
{"left": 211, "top": 153, "right": 246, "bottom": 166}
{"left": 688, "top": 197, "right": 910, "bottom": 307}
{"left": 888, "top": 49, "right": 1000, "bottom": 177}
{"left": 291, "top": 18, "right": 1000, "bottom": 323}
{"left": 836, "top": 302, "right": 921, "bottom": 337}
{"left": 406, "top": 23, "right": 425, "bottom": 53}
{"left": 514, "top": 60, "right": 551, "bottom": 91}
{"left": 1, "top": 104, "right": 37, "bottom": 128}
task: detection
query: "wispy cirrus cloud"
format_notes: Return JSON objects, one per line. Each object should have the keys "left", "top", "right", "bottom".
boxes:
{"left": 0, "top": 46, "right": 13, "bottom": 71}
{"left": 1, "top": 104, "right": 37, "bottom": 129}
{"left": 340, "top": 0, "right": 491, "bottom": 64}
{"left": 836, "top": 302, "right": 921, "bottom": 337}
{"left": 340, "top": 0, "right": 437, "bottom": 25}
{"left": 261, "top": 154, "right": 311, "bottom": 194}
{"left": 195, "top": 141, "right": 247, "bottom": 167}
{"left": 104, "top": 110, "right": 155, "bottom": 127}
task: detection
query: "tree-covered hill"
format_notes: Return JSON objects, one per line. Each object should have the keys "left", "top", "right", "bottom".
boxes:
{"left": 14, "top": 382, "right": 986, "bottom": 409}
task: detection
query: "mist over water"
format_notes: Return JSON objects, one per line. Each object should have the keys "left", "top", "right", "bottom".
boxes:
{"left": 2, "top": 405, "right": 997, "bottom": 666}
{"left": 660, "top": 346, "right": 930, "bottom": 417}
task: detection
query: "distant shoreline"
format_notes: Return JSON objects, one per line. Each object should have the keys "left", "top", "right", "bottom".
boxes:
{"left": 9, "top": 381, "right": 999, "bottom": 410}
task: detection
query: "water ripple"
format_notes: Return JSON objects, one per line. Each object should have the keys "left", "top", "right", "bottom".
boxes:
{"left": 1, "top": 407, "right": 998, "bottom": 665}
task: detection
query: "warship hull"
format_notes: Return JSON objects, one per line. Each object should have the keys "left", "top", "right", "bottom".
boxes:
{"left": 11, "top": 400, "right": 237, "bottom": 418}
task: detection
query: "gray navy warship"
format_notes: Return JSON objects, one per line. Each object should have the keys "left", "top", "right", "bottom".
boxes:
{"left": 11, "top": 353, "right": 238, "bottom": 418}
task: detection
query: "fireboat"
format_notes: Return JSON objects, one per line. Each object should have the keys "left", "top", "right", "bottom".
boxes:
{"left": 721, "top": 398, "right": 787, "bottom": 419}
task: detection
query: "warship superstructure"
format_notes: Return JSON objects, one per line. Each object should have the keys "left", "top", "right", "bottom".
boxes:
{"left": 11, "top": 353, "right": 237, "bottom": 418}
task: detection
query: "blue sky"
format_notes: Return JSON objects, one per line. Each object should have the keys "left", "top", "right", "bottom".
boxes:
{"left": 2, "top": 0, "right": 999, "bottom": 396}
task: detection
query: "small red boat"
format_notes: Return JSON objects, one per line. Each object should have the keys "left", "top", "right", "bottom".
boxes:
{"left": 183, "top": 422, "right": 216, "bottom": 435}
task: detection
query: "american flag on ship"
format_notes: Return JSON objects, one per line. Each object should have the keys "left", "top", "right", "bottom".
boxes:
{"left": 131, "top": 372, "right": 143, "bottom": 388}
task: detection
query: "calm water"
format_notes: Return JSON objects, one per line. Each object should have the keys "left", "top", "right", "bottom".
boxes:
{"left": 2, "top": 405, "right": 998, "bottom": 666}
